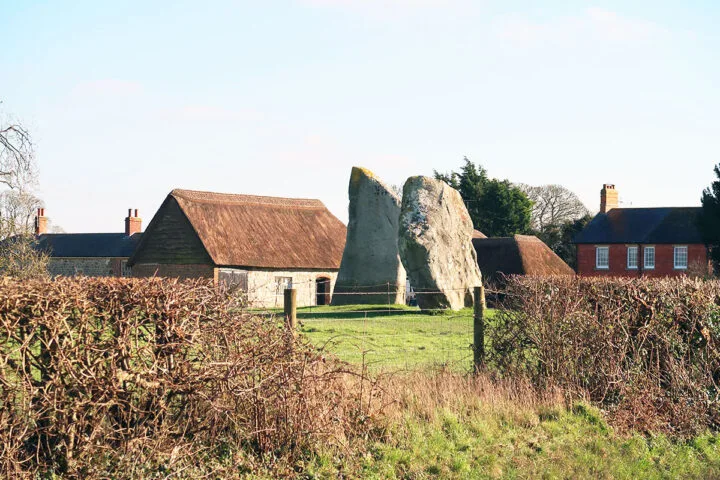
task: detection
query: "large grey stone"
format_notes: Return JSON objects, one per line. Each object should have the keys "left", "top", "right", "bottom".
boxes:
{"left": 398, "top": 176, "right": 482, "bottom": 310}
{"left": 331, "top": 167, "right": 407, "bottom": 305}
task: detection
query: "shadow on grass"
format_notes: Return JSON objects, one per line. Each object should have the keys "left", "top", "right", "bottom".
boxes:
{"left": 252, "top": 304, "right": 474, "bottom": 320}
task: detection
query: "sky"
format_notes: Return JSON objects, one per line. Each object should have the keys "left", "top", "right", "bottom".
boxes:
{"left": 2, "top": 0, "right": 720, "bottom": 232}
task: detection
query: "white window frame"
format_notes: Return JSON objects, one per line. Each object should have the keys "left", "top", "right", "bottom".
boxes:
{"left": 674, "top": 245, "right": 688, "bottom": 270}
{"left": 275, "top": 276, "right": 293, "bottom": 294}
{"left": 644, "top": 246, "right": 655, "bottom": 270}
{"left": 595, "top": 246, "right": 609, "bottom": 270}
{"left": 626, "top": 246, "right": 638, "bottom": 270}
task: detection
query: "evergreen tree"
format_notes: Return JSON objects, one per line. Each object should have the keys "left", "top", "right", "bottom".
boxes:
{"left": 433, "top": 158, "right": 531, "bottom": 237}
{"left": 699, "top": 164, "right": 720, "bottom": 268}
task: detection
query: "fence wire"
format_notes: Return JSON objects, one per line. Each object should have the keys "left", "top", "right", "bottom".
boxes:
{"left": 245, "top": 282, "right": 482, "bottom": 374}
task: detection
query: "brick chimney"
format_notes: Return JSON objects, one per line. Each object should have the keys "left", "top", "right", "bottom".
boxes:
{"left": 600, "top": 184, "right": 619, "bottom": 213}
{"left": 34, "top": 208, "right": 47, "bottom": 235}
{"left": 124, "top": 208, "right": 142, "bottom": 235}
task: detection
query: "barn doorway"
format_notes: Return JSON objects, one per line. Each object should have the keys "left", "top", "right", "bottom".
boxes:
{"left": 316, "top": 276, "right": 331, "bottom": 306}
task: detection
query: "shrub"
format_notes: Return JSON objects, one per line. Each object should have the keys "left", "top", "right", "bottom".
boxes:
{"left": 0, "top": 277, "right": 376, "bottom": 478}
{"left": 488, "top": 276, "right": 720, "bottom": 436}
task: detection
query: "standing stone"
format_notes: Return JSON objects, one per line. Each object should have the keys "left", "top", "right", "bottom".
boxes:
{"left": 331, "top": 167, "right": 407, "bottom": 305}
{"left": 398, "top": 176, "right": 482, "bottom": 311}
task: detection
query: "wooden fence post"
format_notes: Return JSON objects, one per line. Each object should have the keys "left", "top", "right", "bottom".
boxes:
{"left": 284, "top": 288, "right": 297, "bottom": 338}
{"left": 473, "top": 285, "right": 486, "bottom": 372}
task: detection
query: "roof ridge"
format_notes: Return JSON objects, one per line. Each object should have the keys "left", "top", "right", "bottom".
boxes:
{"left": 171, "top": 188, "right": 325, "bottom": 208}
{"left": 609, "top": 206, "right": 701, "bottom": 210}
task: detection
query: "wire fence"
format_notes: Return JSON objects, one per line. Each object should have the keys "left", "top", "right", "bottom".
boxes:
{"left": 241, "top": 282, "right": 490, "bottom": 374}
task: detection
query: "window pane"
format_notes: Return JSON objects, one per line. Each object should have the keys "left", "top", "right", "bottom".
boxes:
{"left": 275, "top": 276, "right": 293, "bottom": 293}
{"left": 674, "top": 246, "right": 688, "bottom": 269}
{"left": 627, "top": 246, "right": 638, "bottom": 269}
{"left": 596, "top": 247, "right": 609, "bottom": 268}
{"left": 644, "top": 247, "right": 655, "bottom": 268}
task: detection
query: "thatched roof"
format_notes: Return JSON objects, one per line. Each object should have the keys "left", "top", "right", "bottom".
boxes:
{"left": 139, "top": 189, "right": 346, "bottom": 270}
{"left": 472, "top": 234, "right": 574, "bottom": 283}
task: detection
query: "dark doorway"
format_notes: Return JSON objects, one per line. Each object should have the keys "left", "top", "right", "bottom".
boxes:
{"left": 316, "top": 277, "right": 331, "bottom": 306}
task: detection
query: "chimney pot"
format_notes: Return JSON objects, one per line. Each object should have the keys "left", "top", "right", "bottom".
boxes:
{"left": 125, "top": 208, "right": 142, "bottom": 235}
{"left": 600, "top": 184, "right": 619, "bottom": 214}
{"left": 35, "top": 208, "right": 48, "bottom": 235}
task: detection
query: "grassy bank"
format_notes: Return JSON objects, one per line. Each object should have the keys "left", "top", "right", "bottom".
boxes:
{"left": 169, "top": 372, "right": 720, "bottom": 479}
{"left": 304, "top": 402, "right": 720, "bottom": 479}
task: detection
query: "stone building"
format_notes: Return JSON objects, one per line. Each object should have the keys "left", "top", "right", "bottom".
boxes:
{"left": 129, "top": 189, "right": 347, "bottom": 307}
{"left": 34, "top": 208, "right": 143, "bottom": 277}
{"left": 573, "top": 184, "right": 710, "bottom": 277}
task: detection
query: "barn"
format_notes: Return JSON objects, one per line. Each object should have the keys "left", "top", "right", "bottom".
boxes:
{"left": 472, "top": 234, "right": 574, "bottom": 285}
{"left": 129, "top": 189, "right": 347, "bottom": 307}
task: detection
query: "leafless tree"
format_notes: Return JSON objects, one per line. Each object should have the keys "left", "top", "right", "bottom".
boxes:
{"left": 0, "top": 104, "right": 37, "bottom": 192}
{"left": 517, "top": 184, "right": 589, "bottom": 231}
{"left": 390, "top": 184, "right": 404, "bottom": 199}
{"left": 0, "top": 103, "right": 47, "bottom": 277}
{"left": 0, "top": 190, "right": 43, "bottom": 239}
{"left": 0, "top": 234, "right": 49, "bottom": 279}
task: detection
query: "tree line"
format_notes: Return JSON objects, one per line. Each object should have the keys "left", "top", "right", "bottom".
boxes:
{"left": 434, "top": 157, "right": 591, "bottom": 269}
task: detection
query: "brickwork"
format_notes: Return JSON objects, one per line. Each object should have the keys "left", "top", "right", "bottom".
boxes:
{"left": 600, "top": 184, "right": 619, "bottom": 213}
{"left": 577, "top": 244, "right": 709, "bottom": 277}
{"left": 48, "top": 257, "right": 130, "bottom": 277}
{"left": 132, "top": 263, "right": 216, "bottom": 280}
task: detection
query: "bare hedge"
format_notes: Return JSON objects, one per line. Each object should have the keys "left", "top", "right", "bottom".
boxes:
{"left": 489, "top": 276, "right": 720, "bottom": 435}
{"left": 0, "top": 277, "right": 375, "bottom": 478}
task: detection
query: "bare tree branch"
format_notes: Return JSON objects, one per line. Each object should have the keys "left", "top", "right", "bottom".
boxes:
{"left": 0, "top": 103, "right": 41, "bottom": 239}
{"left": 517, "top": 183, "right": 589, "bottom": 231}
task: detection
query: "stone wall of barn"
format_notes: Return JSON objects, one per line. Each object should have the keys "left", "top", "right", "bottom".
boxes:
{"left": 48, "top": 257, "right": 129, "bottom": 277}
{"left": 131, "top": 264, "right": 339, "bottom": 307}
{"left": 237, "top": 269, "right": 339, "bottom": 308}
{"left": 132, "top": 263, "right": 217, "bottom": 280}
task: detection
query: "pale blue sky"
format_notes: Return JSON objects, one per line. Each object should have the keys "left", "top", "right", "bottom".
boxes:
{"left": 2, "top": 0, "right": 719, "bottom": 232}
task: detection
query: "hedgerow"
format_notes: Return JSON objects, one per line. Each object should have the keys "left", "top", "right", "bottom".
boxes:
{"left": 0, "top": 277, "right": 377, "bottom": 478}
{"left": 490, "top": 276, "right": 720, "bottom": 436}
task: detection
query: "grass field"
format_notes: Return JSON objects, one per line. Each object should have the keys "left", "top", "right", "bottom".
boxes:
{"left": 243, "top": 304, "right": 720, "bottom": 479}
{"left": 292, "top": 304, "right": 491, "bottom": 372}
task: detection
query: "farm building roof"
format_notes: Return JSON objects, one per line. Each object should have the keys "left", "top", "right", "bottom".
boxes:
{"left": 573, "top": 207, "right": 703, "bottom": 244}
{"left": 472, "top": 234, "right": 574, "bottom": 283}
{"left": 131, "top": 189, "right": 347, "bottom": 270}
{"left": 35, "top": 233, "right": 142, "bottom": 258}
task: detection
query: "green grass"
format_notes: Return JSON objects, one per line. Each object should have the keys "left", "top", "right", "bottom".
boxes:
{"left": 290, "top": 304, "right": 492, "bottom": 371}
{"left": 284, "top": 305, "right": 720, "bottom": 478}
{"left": 302, "top": 402, "right": 720, "bottom": 479}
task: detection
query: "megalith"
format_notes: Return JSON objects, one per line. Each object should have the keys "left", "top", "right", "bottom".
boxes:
{"left": 398, "top": 176, "right": 482, "bottom": 310}
{"left": 331, "top": 167, "right": 407, "bottom": 305}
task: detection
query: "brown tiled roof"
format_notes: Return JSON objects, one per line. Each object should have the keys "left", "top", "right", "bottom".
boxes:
{"left": 473, "top": 234, "right": 574, "bottom": 283}
{"left": 170, "top": 189, "right": 346, "bottom": 269}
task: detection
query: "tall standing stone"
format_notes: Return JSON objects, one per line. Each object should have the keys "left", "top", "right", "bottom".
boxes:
{"left": 398, "top": 176, "right": 482, "bottom": 310}
{"left": 331, "top": 167, "right": 407, "bottom": 305}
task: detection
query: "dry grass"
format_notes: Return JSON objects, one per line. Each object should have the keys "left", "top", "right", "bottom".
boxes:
{"left": 380, "top": 370, "right": 568, "bottom": 425}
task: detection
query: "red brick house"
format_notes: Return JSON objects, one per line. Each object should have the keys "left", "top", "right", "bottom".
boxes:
{"left": 574, "top": 185, "right": 710, "bottom": 277}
